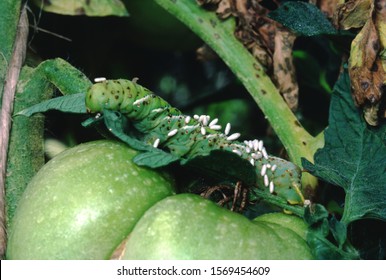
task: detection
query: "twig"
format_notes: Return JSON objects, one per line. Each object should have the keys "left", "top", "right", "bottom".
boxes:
{"left": 0, "top": 4, "right": 28, "bottom": 259}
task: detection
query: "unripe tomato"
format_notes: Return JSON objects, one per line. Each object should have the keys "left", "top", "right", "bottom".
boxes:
{"left": 121, "top": 194, "right": 314, "bottom": 259}
{"left": 6, "top": 140, "right": 175, "bottom": 259}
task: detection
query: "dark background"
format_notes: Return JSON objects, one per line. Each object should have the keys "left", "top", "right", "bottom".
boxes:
{"left": 26, "top": 0, "right": 339, "bottom": 151}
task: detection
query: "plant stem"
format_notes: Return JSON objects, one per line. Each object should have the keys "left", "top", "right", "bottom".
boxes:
{"left": 6, "top": 58, "right": 91, "bottom": 229}
{"left": 0, "top": 4, "right": 27, "bottom": 259}
{"left": 155, "top": 0, "right": 324, "bottom": 188}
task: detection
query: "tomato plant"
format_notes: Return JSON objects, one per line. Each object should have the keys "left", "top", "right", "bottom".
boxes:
{"left": 1, "top": 0, "right": 385, "bottom": 260}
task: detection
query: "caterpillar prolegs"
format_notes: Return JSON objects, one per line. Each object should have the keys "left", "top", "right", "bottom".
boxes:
{"left": 86, "top": 79, "right": 305, "bottom": 205}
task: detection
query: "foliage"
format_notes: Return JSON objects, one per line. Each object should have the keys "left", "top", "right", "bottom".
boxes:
{"left": 303, "top": 68, "right": 386, "bottom": 224}
{"left": 304, "top": 204, "right": 359, "bottom": 259}
{"left": 31, "top": 0, "right": 128, "bottom": 17}
{"left": 268, "top": 1, "right": 338, "bottom": 36}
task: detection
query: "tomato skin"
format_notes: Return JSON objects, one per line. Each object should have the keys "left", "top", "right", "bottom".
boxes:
{"left": 252, "top": 212, "right": 308, "bottom": 240}
{"left": 6, "top": 140, "right": 175, "bottom": 260}
{"left": 122, "top": 194, "right": 314, "bottom": 260}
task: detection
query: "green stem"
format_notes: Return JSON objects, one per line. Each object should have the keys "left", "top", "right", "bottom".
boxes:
{"left": 6, "top": 67, "right": 52, "bottom": 230}
{"left": 0, "top": 2, "right": 26, "bottom": 259}
{"left": 155, "top": 0, "right": 324, "bottom": 188}
{"left": 6, "top": 58, "right": 91, "bottom": 233}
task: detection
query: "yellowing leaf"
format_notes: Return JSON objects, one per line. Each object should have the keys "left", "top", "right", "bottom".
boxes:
{"left": 348, "top": 6, "right": 386, "bottom": 125}
{"left": 302, "top": 69, "right": 386, "bottom": 224}
{"left": 32, "top": 0, "right": 128, "bottom": 17}
{"left": 349, "top": 19, "right": 380, "bottom": 102}
{"left": 375, "top": 0, "right": 386, "bottom": 68}
{"left": 333, "top": 0, "right": 373, "bottom": 29}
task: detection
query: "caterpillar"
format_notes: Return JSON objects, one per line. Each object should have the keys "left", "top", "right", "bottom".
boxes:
{"left": 86, "top": 79, "right": 305, "bottom": 205}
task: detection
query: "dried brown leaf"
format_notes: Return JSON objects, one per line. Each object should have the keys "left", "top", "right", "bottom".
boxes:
{"left": 349, "top": 7, "right": 386, "bottom": 125}
{"left": 217, "top": 0, "right": 233, "bottom": 18}
{"left": 249, "top": 42, "right": 273, "bottom": 68}
{"left": 197, "top": 0, "right": 232, "bottom": 18}
{"left": 273, "top": 28, "right": 299, "bottom": 111}
{"left": 333, "top": 0, "right": 373, "bottom": 30}
{"left": 316, "top": 0, "right": 343, "bottom": 19}
{"left": 349, "top": 20, "right": 380, "bottom": 104}
{"left": 375, "top": 0, "right": 386, "bottom": 54}
{"left": 363, "top": 101, "right": 381, "bottom": 126}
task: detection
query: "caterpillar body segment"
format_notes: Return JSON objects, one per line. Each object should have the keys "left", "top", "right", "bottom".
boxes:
{"left": 86, "top": 79, "right": 304, "bottom": 205}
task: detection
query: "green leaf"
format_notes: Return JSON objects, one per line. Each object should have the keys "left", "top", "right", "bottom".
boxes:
{"left": 133, "top": 151, "right": 179, "bottom": 168}
{"left": 304, "top": 203, "right": 329, "bottom": 225}
{"left": 31, "top": 0, "right": 129, "bottom": 17}
{"left": 102, "top": 110, "right": 154, "bottom": 152}
{"left": 14, "top": 58, "right": 92, "bottom": 116}
{"left": 304, "top": 204, "right": 360, "bottom": 259}
{"left": 102, "top": 110, "right": 179, "bottom": 167}
{"left": 15, "top": 93, "right": 86, "bottom": 116}
{"left": 302, "top": 69, "right": 386, "bottom": 223}
{"left": 329, "top": 216, "right": 347, "bottom": 248}
{"left": 307, "top": 228, "right": 359, "bottom": 259}
{"left": 268, "top": 1, "right": 337, "bottom": 36}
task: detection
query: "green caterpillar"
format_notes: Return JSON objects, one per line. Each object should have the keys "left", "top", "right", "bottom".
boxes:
{"left": 86, "top": 79, "right": 304, "bottom": 205}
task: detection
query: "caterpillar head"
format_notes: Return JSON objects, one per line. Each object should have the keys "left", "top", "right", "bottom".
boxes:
{"left": 275, "top": 169, "right": 304, "bottom": 205}
{"left": 263, "top": 156, "right": 304, "bottom": 205}
{"left": 86, "top": 80, "right": 125, "bottom": 113}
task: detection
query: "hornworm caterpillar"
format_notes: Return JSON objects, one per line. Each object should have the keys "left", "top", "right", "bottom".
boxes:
{"left": 86, "top": 79, "right": 304, "bottom": 205}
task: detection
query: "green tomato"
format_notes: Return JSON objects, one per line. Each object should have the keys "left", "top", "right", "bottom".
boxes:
{"left": 252, "top": 212, "right": 308, "bottom": 240}
{"left": 6, "top": 140, "right": 175, "bottom": 260}
{"left": 122, "top": 194, "right": 313, "bottom": 260}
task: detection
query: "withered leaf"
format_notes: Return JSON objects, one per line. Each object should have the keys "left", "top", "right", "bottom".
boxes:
{"left": 316, "top": 0, "right": 343, "bottom": 19}
{"left": 333, "top": 0, "right": 373, "bottom": 30}
{"left": 272, "top": 27, "right": 299, "bottom": 111}
{"left": 349, "top": 20, "right": 381, "bottom": 105}
{"left": 375, "top": 0, "right": 386, "bottom": 62}
{"left": 32, "top": 0, "right": 128, "bottom": 17}
{"left": 348, "top": 1, "right": 386, "bottom": 125}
